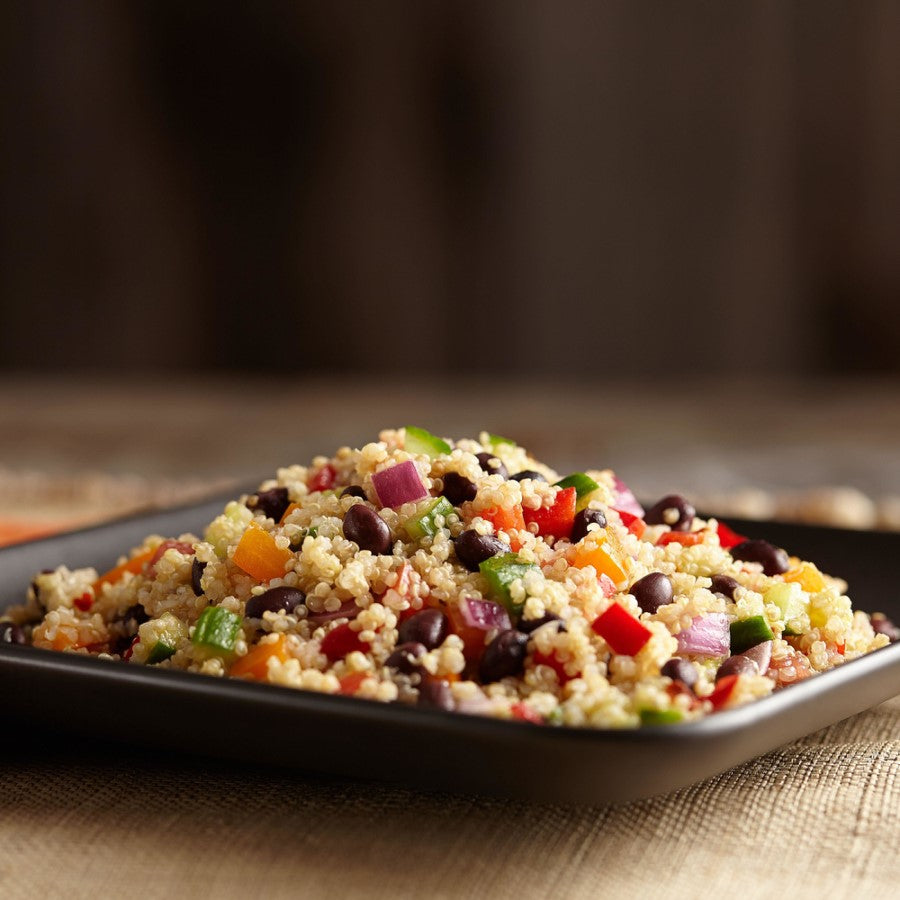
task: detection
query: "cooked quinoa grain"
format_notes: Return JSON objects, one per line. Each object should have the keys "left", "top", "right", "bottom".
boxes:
{"left": 4, "top": 428, "right": 894, "bottom": 728}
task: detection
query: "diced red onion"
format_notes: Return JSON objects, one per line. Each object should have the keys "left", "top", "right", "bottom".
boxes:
{"left": 372, "top": 461, "right": 428, "bottom": 508}
{"left": 612, "top": 475, "right": 645, "bottom": 518}
{"left": 458, "top": 597, "right": 511, "bottom": 632}
{"left": 677, "top": 613, "right": 731, "bottom": 656}
{"left": 305, "top": 599, "right": 360, "bottom": 626}
{"left": 598, "top": 574, "right": 617, "bottom": 599}
{"left": 740, "top": 639, "right": 772, "bottom": 675}
{"left": 147, "top": 539, "right": 194, "bottom": 577}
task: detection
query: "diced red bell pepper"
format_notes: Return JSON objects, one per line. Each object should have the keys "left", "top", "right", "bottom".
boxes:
{"left": 656, "top": 531, "right": 705, "bottom": 547}
{"left": 533, "top": 648, "right": 576, "bottom": 684}
{"left": 716, "top": 521, "right": 748, "bottom": 550}
{"left": 591, "top": 602, "right": 652, "bottom": 656}
{"left": 74, "top": 592, "right": 93, "bottom": 612}
{"left": 615, "top": 509, "right": 647, "bottom": 539}
{"left": 308, "top": 464, "right": 337, "bottom": 493}
{"left": 320, "top": 622, "right": 370, "bottom": 662}
{"left": 523, "top": 487, "right": 577, "bottom": 541}
{"left": 511, "top": 702, "right": 544, "bottom": 725}
{"left": 122, "top": 635, "right": 140, "bottom": 661}
{"left": 338, "top": 671, "right": 368, "bottom": 695}
{"left": 708, "top": 673, "right": 739, "bottom": 710}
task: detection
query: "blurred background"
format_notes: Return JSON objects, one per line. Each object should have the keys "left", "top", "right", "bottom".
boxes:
{"left": 0, "top": 1, "right": 898, "bottom": 538}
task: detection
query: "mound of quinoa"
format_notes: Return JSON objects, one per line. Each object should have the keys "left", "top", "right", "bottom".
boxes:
{"left": 3, "top": 429, "right": 893, "bottom": 728}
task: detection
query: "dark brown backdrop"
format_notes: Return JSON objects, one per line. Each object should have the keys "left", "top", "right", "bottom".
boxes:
{"left": 1, "top": 1, "right": 898, "bottom": 377}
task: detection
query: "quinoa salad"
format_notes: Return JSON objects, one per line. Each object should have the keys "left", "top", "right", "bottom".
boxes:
{"left": 3, "top": 428, "right": 897, "bottom": 729}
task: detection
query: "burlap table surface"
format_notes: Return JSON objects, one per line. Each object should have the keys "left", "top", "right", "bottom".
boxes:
{"left": 1, "top": 696, "right": 897, "bottom": 900}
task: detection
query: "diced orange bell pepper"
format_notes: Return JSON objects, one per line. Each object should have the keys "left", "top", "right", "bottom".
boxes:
{"left": 279, "top": 502, "right": 302, "bottom": 524}
{"left": 233, "top": 522, "right": 293, "bottom": 582}
{"left": 573, "top": 533, "right": 627, "bottom": 586}
{"left": 481, "top": 504, "right": 526, "bottom": 551}
{"left": 784, "top": 562, "right": 826, "bottom": 594}
{"left": 93, "top": 548, "right": 156, "bottom": 594}
{"left": 230, "top": 635, "right": 289, "bottom": 681}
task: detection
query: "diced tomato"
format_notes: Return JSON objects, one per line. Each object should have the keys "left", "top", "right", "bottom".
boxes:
{"left": 716, "top": 521, "right": 748, "bottom": 550}
{"left": 532, "top": 648, "right": 576, "bottom": 684}
{"left": 446, "top": 603, "right": 489, "bottom": 663}
{"left": 338, "top": 671, "right": 368, "bottom": 695}
{"left": 320, "top": 622, "right": 370, "bottom": 662}
{"left": 511, "top": 702, "right": 544, "bottom": 724}
{"left": 73, "top": 592, "right": 93, "bottom": 612}
{"left": 308, "top": 464, "right": 337, "bottom": 493}
{"left": 523, "top": 487, "right": 577, "bottom": 541}
{"left": 147, "top": 539, "right": 195, "bottom": 577}
{"left": 656, "top": 531, "right": 705, "bottom": 547}
{"left": 591, "top": 602, "right": 652, "bottom": 656}
{"left": 708, "top": 674, "right": 739, "bottom": 710}
{"left": 122, "top": 636, "right": 140, "bottom": 661}
{"left": 481, "top": 504, "right": 526, "bottom": 550}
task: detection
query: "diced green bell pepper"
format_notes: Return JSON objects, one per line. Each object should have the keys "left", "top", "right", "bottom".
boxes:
{"left": 192, "top": 607, "right": 242, "bottom": 655}
{"left": 404, "top": 497, "right": 455, "bottom": 540}
{"left": 486, "top": 433, "right": 516, "bottom": 450}
{"left": 146, "top": 640, "right": 176, "bottom": 664}
{"left": 478, "top": 552, "right": 539, "bottom": 617}
{"left": 404, "top": 426, "right": 451, "bottom": 458}
{"left": 639, "top": 708, "right": 684, "bottom": 726}
{"left": 729, "top": 615, "right": 775, "bottom": 655}
{"left": 554, "top": 473, "right": 600, "bottom": 510}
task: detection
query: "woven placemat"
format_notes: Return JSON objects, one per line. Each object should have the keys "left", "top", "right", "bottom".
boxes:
{"left": 1, "top": 697, "right": 898, "bottom": 899}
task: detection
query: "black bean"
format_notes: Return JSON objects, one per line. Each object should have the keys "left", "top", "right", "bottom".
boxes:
{"left": 245, "top": 587, "right": 305, "bottom": 619}
{"left": 343, "top": 505, "right": 392, "bottom": 555}
{"left": 630, "top": 572, "right": 673, "bottom": 614}
{"left": 730, "top": 539, "right": 790, "bottom": 576}
{"left": 341, "top": 485, "right": 367, "bottom": 500}
{"left": 518, "top": 612, "right": 563, "bottom": 634}
{"left": 716, "top": 655, "right": 758, "bottom": 680}
{"left": 511, "top": 470, "right": 546, "bottom": 483}
{"left": 478, "top": 629, "right": 529, "bottom": 683}
{"left": 249, "top": 487, "right": 290, "bottom": 522}
{"left": 0, "top": 622, "right": 26, "bottom": 645}
{"left": 871, "top": 613, "right": 900, "bottom": 643}
{"left": 385, "top": 641, "right": 427, "bottom": 675}
{"left": 571, "top": 508, "right": 607, "bottom": 543}
{"left": 441, "top": 472, "right": 478, "bottom": 506}
{"left": 418, "top": 679, "right": 455, "bottom": 711}
{"left": 644, "top": 494, "right": 695, "bottom": 532}
{"left": 710, "top": 574, "right": 739, "bottom": 600}
{"left": 661, "top": 657, "right": 697, "bottom": 690}
{"left": 476, "top": 452, "right": 509, "bottom": 480}
{"left": 191, "top": 559, "right": 207, "bottom": 596}
{"left": 454, "top": 530, "right": 507, "bottom": 572}
{"left": 398, "top": 609, "right": 450, "bottom": 650}
{"left": 122, "top": 604, "right": 149, "bottom": 631}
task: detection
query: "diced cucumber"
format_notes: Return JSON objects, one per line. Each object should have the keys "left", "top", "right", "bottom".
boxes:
{"left": 404, "top": 426, "right": 451, "bottom": 458}
{"left": 192, "top": 607, "right": 242, "bottom": 655}
{"left": 639, "top": 708, "right": 683, "bottom": 726}
{"left": 204, "top": 501, "right": 254, "bottom": 558}
{"left": 729, "top": 615, "right": 775, "bottom": 654}
{"left": 404, "top": 497, "right": 455, "bottom": 540}
{"left": 554, "top": 473, "right": 600, "bottom": 510}
{"left": 765, "top": 582, "right": 808, "bottom": 635}
{"left": 146, "top": 640, "right": 176, "bottom": 664}
{"left": 479, "top": 553, "right": 539, "bottom": 617}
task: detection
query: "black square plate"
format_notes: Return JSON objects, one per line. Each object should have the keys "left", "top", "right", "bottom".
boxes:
{"left": 1, "top": 500, "right": 898, "bottom": 804}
